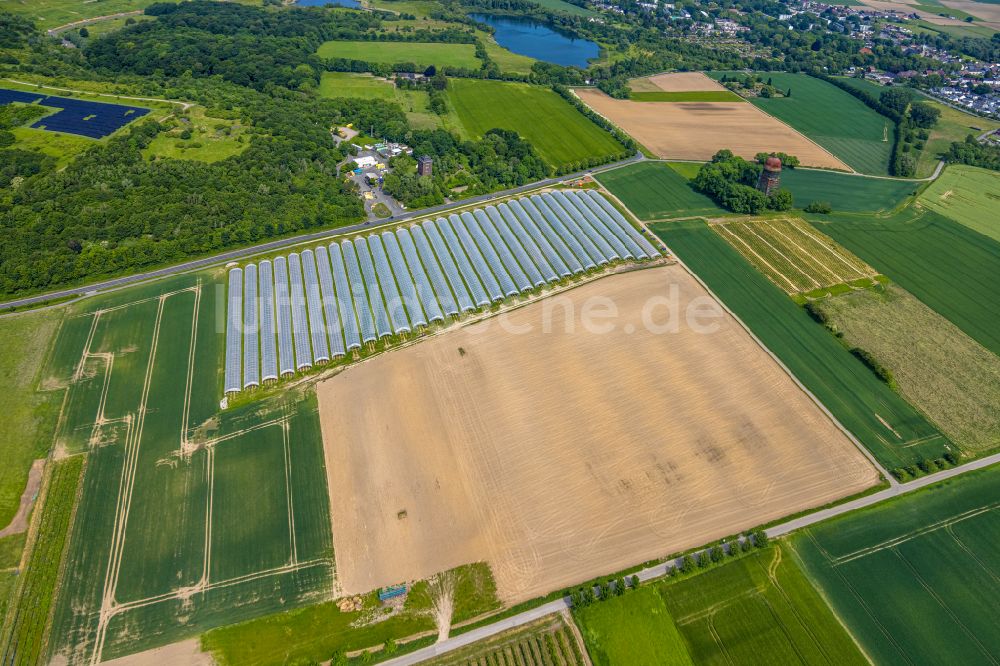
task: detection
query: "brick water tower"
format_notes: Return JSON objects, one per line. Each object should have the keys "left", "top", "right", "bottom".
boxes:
{"left": 417, "top": 155, "right": 433, "bottom": 177}
{"left": 757, "top": 156, "right": 782, "bottom": 195}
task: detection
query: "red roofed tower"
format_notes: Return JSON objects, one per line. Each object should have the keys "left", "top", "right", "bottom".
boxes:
{"left": 757, "top": 156, "right": 781, "bottom": 195}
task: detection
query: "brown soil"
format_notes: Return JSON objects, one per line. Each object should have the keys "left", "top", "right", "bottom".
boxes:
{"left": 574, "top": 89, "right": 850, "bottom": 170}
{"left": 96, "top": 639, "right": 212, "bottom": 666}
{"left": 0, "top": 459, "right": 44, "bottom": 538}
{"left": 317, "top": 265, "right": 878, "bottom": 603}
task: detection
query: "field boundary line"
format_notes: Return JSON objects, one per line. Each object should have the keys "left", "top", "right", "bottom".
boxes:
{"left": 945, "top": 525, "right": 1000, "bottom": 585}
{"left": 282, "top": 419, "right": 298, "bottom": 566}
{"left": 831, "top": 502, "right": 1000, "bottom": 565}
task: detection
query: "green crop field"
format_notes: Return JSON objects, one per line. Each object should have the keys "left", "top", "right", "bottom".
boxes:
{"left": 918, "top": 165, "right": 1000, "bottom": 242}
{"left": 0, "top": 309, "right": 63, "bottom": 528}
{"left": 0, "top": 0, "right": 164, "bottom": 28}
{"left": 596, "top": 162, "right": 726, "bottom": 220}
{"left": 446, "top": 79, "right": 626, "bottom": 171}
{"left": 652, "top": 221, "right": 950, "bottom": 469}
{"left": 43, "top": 272, "right": 334, "bottom": 664}
{"left": 0, "top": 456, "right": 84, "bottom": 666}
{"left": 573, "top": 544, "right": 864, "bottom": 665}
{"left": 709, "top": 72, "right": 895, "bottom": 175}
{"left": 575, "top": 584, "right": 692, "bottom": 666}
{"left": 711, "top": 216, "right": 879, "bottom": 294}
{"left": 316, "top": 41, "right": 480, "bottom": 69}
{"left": 780, "top": 169, "right": 918, "bottom": 213}
{"left": 629, "top": 90, "right": 743, "bottom": 102}
{"left": 812, "top": 208, "right": 1000, "bottom": 357}
{"left": 793, "top": 465, "right": 1000, "bottom": 665}
{"left": 816, "top": 284, "right": 1000, "bottom": 457}
{"left": 427, "top": 615, "right": 586, "bottom": 666}
{"left": 832, "top": 76, "right": 890, "bottom": 98}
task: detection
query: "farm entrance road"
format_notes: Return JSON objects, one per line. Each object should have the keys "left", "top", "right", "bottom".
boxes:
{"left": 382, "top": 451, "right": 1000, "bottom": 666}
{"left": 0, "top": 154, "right": 643, "bottom": 313}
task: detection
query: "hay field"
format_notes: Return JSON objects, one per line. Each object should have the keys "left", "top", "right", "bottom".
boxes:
{"left": 711, "top": 216, "right": 879, "bottom": 294}
{"left": 918, "top": 164, "right": 1000, "bottom": 242}
{"left": 318, "top": 265, "right": 878, "bottom": 602}
{"left": 574, "top": 89, "right": 849, "bottom": 169}
{"left": 793, "top": 465, "right": 1000, "bottom": 664}
{"left": 816, "top": 284, "right": 1000, "bottom": 455}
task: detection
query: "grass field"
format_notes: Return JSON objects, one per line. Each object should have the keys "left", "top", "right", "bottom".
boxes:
{"left": 446, "top": 79, "right": 625, "bottom": 170}
{"left": 529, "top": 0, "right": 597, "bottom": 16}
{"left": 0, "top": 456, "right": 84, "bottom": 666}
{"left": 629, "top": 90, "right": 743, "bottom": 102}
{"left": 318, "top": 72, "right": 459, "bottom": 132}
{"left": 473, "top": 30, "right": 538, "bottom": 74}
{"left": 652, "top": 220, "right": 950, "bottom": 469}
{"left": 793, "top": 464, "right": 1000, "bottom": 664}
{"left": 574, "top": 543, "right": 865, "bottom": 665}
{"left": 575, "top": 585, "right": 692, "bottom": 665}
{"left": 0, "top": 309, "right": 63, "bottom": 529}
{"left": 710, "top": 72, "right": 895, "bottom": 175}
{"left": 595, "top": 162, "right": 726, "bottom": 220}
{"left": 917, "top": 164, "right": 1000, "bottom": 242}
{"left": 7, "top": 127, "right": 96, "bottom": 166}
{"left": 316, "top": 41, "right": 480, "bottom": 69}
{"left": 915, "top": 102, "right": 1000, "bottom": 177}
{"left": 143, "top": 107, "right": 249, "bottom": 163}
{"left": 429, "top": 615, "right": 586, "bottom": 666}
{"left": 780, "top": 168, "right": 918, "bottom": 213}
{"left": 812, "top": 208, "right": 1000, "bottom": 357}
{"left": 816, "top": 284, "right": 1000, "bottom": 457}
{"left": 203, "top": 562, "right": 499, "bottom": 665}
{"left": 710, "top": 216, "right": 879, "bottom": 294}
{"left": 0, "top": 0, "right": 164, "bottom": 28}
{"left": 44, "top": 272, "right": 335, "bottom": 664}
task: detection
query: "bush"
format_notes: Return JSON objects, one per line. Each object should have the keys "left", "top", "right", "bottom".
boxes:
{"left": 630, "top": 575, "right": 639, "bottom": 589}
{"left": 849, "top": 347, "right": 897, "bottom": 389}
{"left": 804, "top": 200, "right": 832, "bottom": 214}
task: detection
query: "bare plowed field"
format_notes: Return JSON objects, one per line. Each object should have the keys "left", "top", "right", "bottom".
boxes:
{"left": 317, "top": 266, "right": 878, "bottom": 602}
{"left": 574, "top": 89, "right": 850, "bottom": 169}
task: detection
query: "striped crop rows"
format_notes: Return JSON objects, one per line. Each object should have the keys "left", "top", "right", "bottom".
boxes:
{"left": 224, "top": 190, "right": 659, "bottom": 393}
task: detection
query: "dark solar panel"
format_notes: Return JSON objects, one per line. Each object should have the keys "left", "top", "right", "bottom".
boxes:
{"left": 0, "top": 88, "right": 150, "bottom": 139}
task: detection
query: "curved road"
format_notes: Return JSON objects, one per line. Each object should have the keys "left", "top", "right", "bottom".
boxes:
{"left": 0, "top": 153, "right": 643, "bottom": 312}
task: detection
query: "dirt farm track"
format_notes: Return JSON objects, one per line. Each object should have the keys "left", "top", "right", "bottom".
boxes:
{"left": 318, "top": 265, "right": 879, "bottom": 602}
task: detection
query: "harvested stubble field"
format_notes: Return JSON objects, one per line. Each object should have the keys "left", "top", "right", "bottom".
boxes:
{"left": 793, "top": 465, "right": 1000, "bottom": 665}
{"left": 318, "top": 265, "right": 879, "bottom": 603}
{"left": 427, "top": 615, "right": 586, "bottom": 666}
{"left": 710, "top": 216, "right": 879, "bottom": 294}
{"left": 652, "top": 221, "right": 949, "bottom": 469}
{"left": 574, "top": 88, "right": 849, "bottom": 170}
{"left": 816, "top": 284, "right": 1000, "bottom": 456}
{"left": 632, "top": 72, "right": 728, "bottom": 92}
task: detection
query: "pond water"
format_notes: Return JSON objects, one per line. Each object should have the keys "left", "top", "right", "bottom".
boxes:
{"left": 297, "top": 0, "right": 361, "bottom": 8}
{"left": 470, "top": 14, "right": 599, "bottom": 69}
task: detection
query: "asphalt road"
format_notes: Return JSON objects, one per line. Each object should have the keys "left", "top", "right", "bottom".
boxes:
{"left": 0, "top": 153, "right": 643, "bottom": 312}
{"left": 382, "top": 451, "right": 1000, "bottom": 665}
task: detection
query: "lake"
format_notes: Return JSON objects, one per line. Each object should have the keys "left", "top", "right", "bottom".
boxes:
{"left": 470, "top": 14, "right": 599, "bottom": 69}
{"left": 297, "top": 0, "right": 361, "bottom": 8}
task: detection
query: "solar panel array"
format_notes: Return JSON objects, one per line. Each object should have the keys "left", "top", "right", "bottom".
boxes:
{"left": 0, "top": 88, "right": 150, "bottom": 139}
{"left": 223, "top": 191, "right": 658, "bottom": 393}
